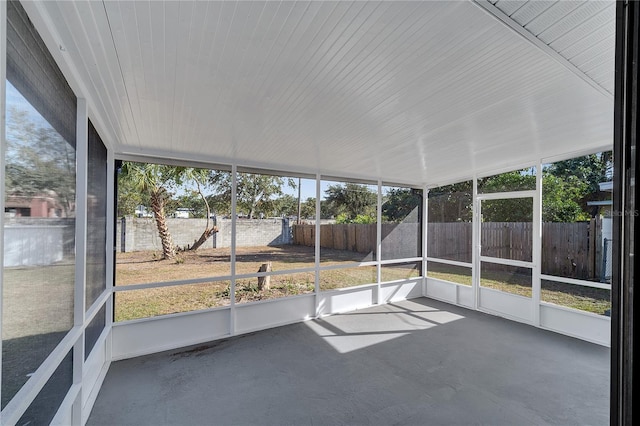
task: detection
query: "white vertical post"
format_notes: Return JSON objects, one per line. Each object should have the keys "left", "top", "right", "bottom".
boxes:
{"left": 73, "top": 98, "right": 88, "bottom": 425}
{"left": 532, "top": 162, "right": 543, "bottom": 326}
{"left": 0, "top": 0, "right": 7, "bottom": 410}
{"left": 74, "top": 100, "right": 88, "bottom": 326}
{"left": 105, "top": 148, "right": 115, "bottom": 360}
{"left": 422, "top": 187, "right": 428, "bottom": 297}
{"left": 472, "top": 177, "right": 479, "bottom": 310}
{"left": 376, "top": 180, "right": 382, "bottom": 304}
{"left": 230, "top": 165, "right": 237, "bottom": 335}
{"left": 314, "top": 174, "right": 321, "bottom": 317}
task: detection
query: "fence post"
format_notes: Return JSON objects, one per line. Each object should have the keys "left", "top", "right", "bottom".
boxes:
{"left": 588, "top": 218, "right": 596, "bottom": 279}
{"left": 595, "top": 215, "right": 603, "bottom": 279}
{"left": 282, "top": 218, "right": 291, "bottom": 244}
{"left": 120, "top": 216, "right": 126, "bottom": 252}
{"left": 212, "top": 215, "right": 217, "bottom": 248}
{"left": 601, "top": 238, "right": 610, "bottom": 283}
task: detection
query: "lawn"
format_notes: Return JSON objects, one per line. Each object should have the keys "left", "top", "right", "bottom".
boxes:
{"left": 115, "top": 245, "right": 419, "bottom": 321}
{"left": 2, "top": 262, "right": 75, "bottom": 408}
{"left": 426, "top": 263, "right": 610, "bottom": 315}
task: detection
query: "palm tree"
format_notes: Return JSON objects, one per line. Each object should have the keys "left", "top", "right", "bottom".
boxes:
{"left": 120, "top": 162, "right": 178, "bottom": 259}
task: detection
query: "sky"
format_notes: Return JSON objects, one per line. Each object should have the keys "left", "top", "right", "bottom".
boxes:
{"left": 5, "top": 80, "right": 53, "bottom": 130}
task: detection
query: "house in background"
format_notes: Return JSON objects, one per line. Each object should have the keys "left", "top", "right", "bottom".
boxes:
{"left": 4, "top": 194, "right": 63, "bottom": 218}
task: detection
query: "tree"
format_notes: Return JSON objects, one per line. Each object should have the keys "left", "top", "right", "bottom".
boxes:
{"left": 117, "top": 171, "right": 149, "bottom": 217}
{"left": 324, "top": 183, "right": 376, "bottom": 222}
{"left": 545, "top": 152, "right": 612, "bottom": 195}
{"left": 335, "top": 213, "right": 376, "bottom": 224}
{"left": 118, "top": 164, "right": 222, "bottom": 254}
{"left": 428, "top": 181, "right": 472, "bottom": 222}
{"left": 210, "top": 172, "right": 296, "bottom": 219}
{"left": 174, "top": 193, "right": 205, "bottom": 218}
{"left": 543, "top": 152, "right": 613, "bottom": 221}
{"left": 272, "top": 194, "right": 298, "bottom": 217}
{"left": 319, "top": 199, "right": 338, "bottom": 219}
{"left": 119, "top": 162, "right": 179, "bottom": 259}
{"left": 481, "top": 198, "right": 533, "bottom": 222}
{"left": 382, "top": 188, "right": 422, "bottom": 222}
{"left": 207, "top": 192, "right": 232, "bottom": 217}
{"left": 300, "top": 197, "right": 316, "bottom": 219}
{"left": 478, "top": 169, "right": 536, "bottom": 194}
{"left": 5, "top": 106, "right": 76, "bottom": 217}
{"left": 541, "top": 174, "right": 589, "bottom": 222}
{"left": 478, "top": 170, "right": 535, "bottom": 222}
{"left": 180, "top": 167, "right": 219, "bottom": 251}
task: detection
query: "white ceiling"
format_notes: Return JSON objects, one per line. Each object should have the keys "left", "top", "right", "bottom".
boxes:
{"left": 29, "top": 0, "right": 614, "bottom": 186}
{"left": 491, "top": 0, "right": 615, "bottom": 94}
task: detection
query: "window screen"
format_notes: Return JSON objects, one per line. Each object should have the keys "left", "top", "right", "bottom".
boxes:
{"left": 86, "top": 120, "right": 108, "bottom": 309}
{"left": 3, "top": 0, "right": 77, "bottom": 410}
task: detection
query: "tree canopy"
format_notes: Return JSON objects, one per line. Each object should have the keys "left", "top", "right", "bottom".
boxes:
{"left": 382, "top": 188, "right": 422, "bottom": 223}
{"left": 5, "top": 106, "right": 76, "bottom": 217}
{"left": 323, "top": 183, "right": 377, "bottom": 222}
{"left": 116, "top": 152, "right": 612, "bottom": 240}
{"left": 542, "top": 152, "right": 612, "bottom": 222}
{"left": 209, "top": 172, "right": 296, "bottom": 219}
{"left": 428, "top": 181, "right": 473, "bottom": 223}
{"left": 427, "top": 152, "right": 613, "bottom": 223}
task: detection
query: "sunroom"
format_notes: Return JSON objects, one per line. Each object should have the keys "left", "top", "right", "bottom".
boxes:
{"left": 1, "top": 0, "right": 635, "bottom": 425}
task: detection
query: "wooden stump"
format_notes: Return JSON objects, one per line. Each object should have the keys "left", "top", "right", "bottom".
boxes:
{"left": 257, "top": 262, "right": 272, "bottom": 291}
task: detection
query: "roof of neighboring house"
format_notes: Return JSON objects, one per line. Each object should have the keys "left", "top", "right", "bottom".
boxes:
{"left": 587, "top": 200, "right": 613, "bottom": 206}
{"left": 599, "top": 181, "right": 613, "bottom": 192}
{"left": 5, "top": 195, "right": 59, "bottom": 209}
{"left": 5, "top": 196, "right": 32, "bottom": 208}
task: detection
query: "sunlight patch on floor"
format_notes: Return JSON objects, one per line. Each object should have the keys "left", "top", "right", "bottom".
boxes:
{"left": 305, "top": 301, "right": 465, "bottom": 353}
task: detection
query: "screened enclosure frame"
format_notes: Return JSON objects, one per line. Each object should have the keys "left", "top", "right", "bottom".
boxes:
{"left": 0, "top": 0, "right": 621, "bottom": 424}
{"left": 112, "top": 153, "right": 427, "bottom": 327}
{"left": 425, "top": 150, "right": 613, "bottom": 345}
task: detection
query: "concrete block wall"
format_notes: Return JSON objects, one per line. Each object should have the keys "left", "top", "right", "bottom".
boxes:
{"left": 233, "top": 218, "right": 291, "bottom": 247}
{"left": 116, "top": 217, "right": 291, "bottom": 252}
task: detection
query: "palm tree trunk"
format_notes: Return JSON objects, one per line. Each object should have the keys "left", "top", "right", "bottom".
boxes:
{"left": 151, "top": 191, "right": 176, "bottom": 259}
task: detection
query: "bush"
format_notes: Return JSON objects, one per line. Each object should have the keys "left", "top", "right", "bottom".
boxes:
{"left": 335, "top": 213, "right": 376, "bottom": 224}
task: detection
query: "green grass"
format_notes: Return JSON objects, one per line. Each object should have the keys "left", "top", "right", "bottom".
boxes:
{"left": 541, "top": 280, "right": 610, "bottom": 315}
{"left": 427, "top": 264, "right": 610, "bottom": 315}
{"left": 427, "top": 270, "right": 472, "bottom": 286}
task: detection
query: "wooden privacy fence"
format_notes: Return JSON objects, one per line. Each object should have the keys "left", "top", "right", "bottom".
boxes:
{"left": 426, "top": 220, "right": 603, "bottom": 280}
{"left": 293, "top": 224, "right": 376, "bottom": 254}
{"left": 292, "top": 223, "right": 421, "bottom": 259}
{"left": 293, "top": 219, "right": 605, "bottom": 280}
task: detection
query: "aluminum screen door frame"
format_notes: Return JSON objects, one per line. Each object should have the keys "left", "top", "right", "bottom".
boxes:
{"left": 475, "top": 190, "right": 537, "bottom": 324}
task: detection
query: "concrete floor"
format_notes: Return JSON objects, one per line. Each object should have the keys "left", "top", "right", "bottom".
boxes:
{"left": 88, "top": 298, "right": 609, "bottom": 425}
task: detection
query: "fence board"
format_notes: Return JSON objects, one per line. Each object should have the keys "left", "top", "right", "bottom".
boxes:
{"left": 295, "top": 219, "right": 605, "bottom": 280}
